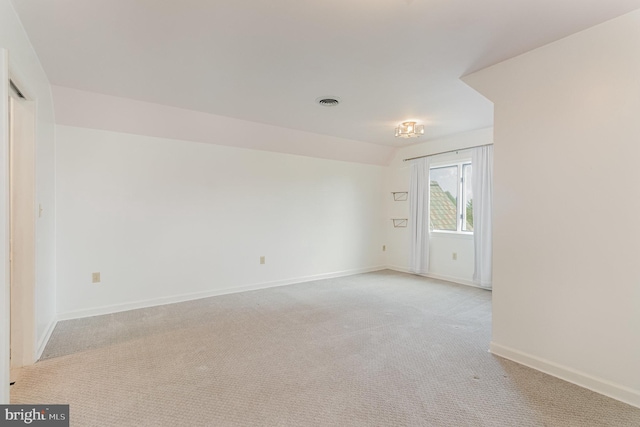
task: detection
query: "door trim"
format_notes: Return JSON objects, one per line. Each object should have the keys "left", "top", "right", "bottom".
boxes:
{"left": 1, "top": 48, "right": 11, "bottom": 403}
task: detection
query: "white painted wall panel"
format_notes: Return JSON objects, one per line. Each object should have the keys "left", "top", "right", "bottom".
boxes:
{"left": 464, "top": 10, "right": 640, "bottom": 407}
{"left": 55, "top": 125, "right": 386, "bottom": 317}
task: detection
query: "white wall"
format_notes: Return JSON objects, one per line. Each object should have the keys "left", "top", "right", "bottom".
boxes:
{"left": 56, "top": 125, "right": 387, "bottom": 318}
{"left": 0, "top": 0, "right": 56, "bottom": 388}
{"left": 385, "top": 128, "right": 493, "bottom": 286}
{"left": 464, "top": 10, "right": 640, "bottom": 407}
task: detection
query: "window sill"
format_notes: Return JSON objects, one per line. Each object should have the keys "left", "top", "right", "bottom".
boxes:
{"left": 430, "top": 230, "right": 473, "bottom": 240}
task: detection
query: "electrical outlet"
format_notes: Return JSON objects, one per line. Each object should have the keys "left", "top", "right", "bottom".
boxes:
{"left": 260, "top": 256, "right": 265, "bottom": 265}
{"left": 382, "top": 245, "right": 386, "bottom": 252}
{"left": 452, "top": 253, "right": 457, "bottom": 261}
{"left": 92, "top": 272, "right": 101, "bottom": 283}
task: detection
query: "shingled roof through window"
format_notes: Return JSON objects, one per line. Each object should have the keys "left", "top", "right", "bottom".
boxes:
{"left": 430, "top": 181, "right": 473, "bottom": 231}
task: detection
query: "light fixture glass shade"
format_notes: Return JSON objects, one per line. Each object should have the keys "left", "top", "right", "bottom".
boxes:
{"left": 395, "top": 121, "right": 424, "bottom": 138}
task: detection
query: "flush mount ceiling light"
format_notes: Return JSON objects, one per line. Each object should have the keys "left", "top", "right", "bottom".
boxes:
{"left": 315, "top": 96, "right": 341, "bottom": 107}
{"left": 395, "top": 121, "right": 425, "bottom": 138}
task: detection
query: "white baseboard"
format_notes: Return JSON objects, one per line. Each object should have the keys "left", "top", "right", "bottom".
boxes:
{"left": 490, "top": 342, "right": 640, "bottom": 409}
{"left": 35, "top": 317, "right": 57, "bottom": 361}
{"left": 385, "top": 265, "right": 486, "bottom": 290}
{"left": 57, "top": 266, "right": 387, "bottom": 321}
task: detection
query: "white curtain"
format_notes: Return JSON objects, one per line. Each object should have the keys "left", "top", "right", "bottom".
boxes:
{"left": 408, "top": 157, "right": 431, "bottom": 274}
{"left": 471, "top": 145, "right": 493, "bottom": 288}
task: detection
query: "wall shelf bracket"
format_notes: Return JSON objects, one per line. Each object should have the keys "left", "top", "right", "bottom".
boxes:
{"left": 392, "top": 192, "right": 408, "bottom": 201}
{"left": 392, "top": 219, "right": 408, "bottom": 228}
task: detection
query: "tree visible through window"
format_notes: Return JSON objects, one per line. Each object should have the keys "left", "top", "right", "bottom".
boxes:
{"left": 430, "top": 163, "right": 473, "bottom": 232}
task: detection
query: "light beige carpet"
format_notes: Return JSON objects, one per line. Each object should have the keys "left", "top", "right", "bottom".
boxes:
{"left": 11, "top": 270, "right": 640, "bottom": 426}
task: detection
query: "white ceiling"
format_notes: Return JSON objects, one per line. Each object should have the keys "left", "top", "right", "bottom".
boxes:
{"left": 11, "top": 0, "right": 640, "bottom": 146}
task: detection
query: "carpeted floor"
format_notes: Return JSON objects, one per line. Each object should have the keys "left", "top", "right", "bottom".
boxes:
{"left": 10, "top": 270, "right": 640, "bottom": 426}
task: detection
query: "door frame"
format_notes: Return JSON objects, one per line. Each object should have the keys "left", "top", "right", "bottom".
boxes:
{"left": 9, "top": 82, "right": 36, "bottom": 370}
{"left": 0, "top": 49, "right": 37, "bottom": 403}
{"left": 0, "top": 48, "right": 10, "bottom": 403}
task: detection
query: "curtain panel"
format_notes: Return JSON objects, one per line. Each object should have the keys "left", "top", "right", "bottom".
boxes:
{"left": 408, "top": 158, "right": 431, "bottom": 274}
{"left": 471, "top": 145, "right": 493, "bottom": 288}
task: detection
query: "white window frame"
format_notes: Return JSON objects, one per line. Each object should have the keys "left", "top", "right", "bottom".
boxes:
{"left": 429, "top": 160, "right": 473, "bottom": 235}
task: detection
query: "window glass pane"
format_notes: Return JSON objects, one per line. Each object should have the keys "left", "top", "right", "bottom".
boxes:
{"left": 430, "top": 166, "right": 458, "bottom": 231}
{"left": 463, "top": 164, "right": 473, "bottom": 231}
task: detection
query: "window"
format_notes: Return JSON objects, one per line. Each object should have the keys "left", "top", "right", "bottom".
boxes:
{"left": 430, "top": 162, "right": 473, "bottom": 232}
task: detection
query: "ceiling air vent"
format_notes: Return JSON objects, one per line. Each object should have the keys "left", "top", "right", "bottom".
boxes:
{"left": 316, "top": 96, "right": 341, "bottom": 107}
